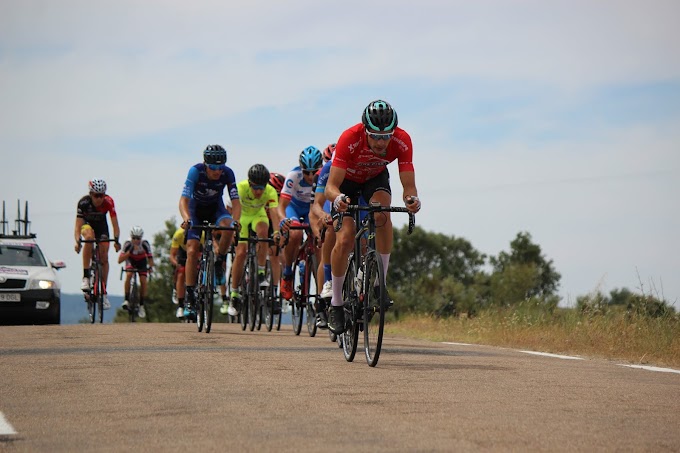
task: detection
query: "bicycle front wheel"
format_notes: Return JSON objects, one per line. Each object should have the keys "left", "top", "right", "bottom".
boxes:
{"left": 247, "top": 257, "right": 257, "bottom": 332}
{"left": 204, "top": 256, "right": 215, "bottom": 333}
{"left": 291, "top": 259, "right": 304, "bottom": 336}
{"left": 305, "top": 255, "right": 318, "bottom": 337}
{"left": 364, "top": 252, "right": 387, "bottom": 367}
{"left": 96, "top": 265, "right": 104, "bottom": 324}
{"left": 129, "top": 282, "right": 139, "bottom": 323}
{"left": 342, "top": 256, "right": 359, "bottom": 362}
{"left": 263, "top": 260, "right": 274, "bottom": 332}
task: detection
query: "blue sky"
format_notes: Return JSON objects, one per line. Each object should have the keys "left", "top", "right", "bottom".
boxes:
{"left": 1, "top": 0, "right": 678, "bottom": 306}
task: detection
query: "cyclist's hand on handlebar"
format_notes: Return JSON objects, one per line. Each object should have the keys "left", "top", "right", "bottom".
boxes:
{"left": 181, "top": 219, "right": 192, "bottom": 230}
{"left": 333, "top": 194, "right": 349, "bottom": 212}
{"left": 114, "top": 241, "right": 121, "bottom": 252}
{"left": 405, "top": 195, "right": 421, "bottom": 213}
{"left": 75, "top": 241, "right": 82, "bottom": 254}
{"left": 279, "top": 218, "right": 293, "bottom": 233}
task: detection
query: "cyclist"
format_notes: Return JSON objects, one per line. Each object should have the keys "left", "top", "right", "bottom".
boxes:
{"left": 324, "top": 100, "right": 421, "bottom": 334}
{"left": 322, "top": 142, "right": 335, "bottom": 163}
{"left": 278, "top": 146, "right": 323, "bottom": 301}
{"left": 118, "top": 226, "right": 154, "bottom": 318}
{"left": 267, "top": 172, "right": 286, "bottom": 305}
{"left": 179, "top": 145, "right": 241, "bottom": 314}
{"left": 309, "top": 157, "right": 335, "bottom": 328}
{"left": 222, "top": 164, "right": 281, "bottom": 316}
{"left": 74, "top": 178, "right": 122, "bottom": 310}
{"left": 169, "top": 227, "right": 189, "bottom": 318}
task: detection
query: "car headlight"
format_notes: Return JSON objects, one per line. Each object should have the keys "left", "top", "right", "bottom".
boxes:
{"left": 36, "top": 280, "right": 55, "bottom": 289}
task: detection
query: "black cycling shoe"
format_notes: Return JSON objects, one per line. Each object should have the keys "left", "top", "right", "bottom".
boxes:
{"left": 316, "top": 310, "right": 328, "bottom": 329}
{"left": 373, "top": 286, "right": 394, "bottom": 308}
{"left": 328, "top": 305, "right": 345, "bottom": 335}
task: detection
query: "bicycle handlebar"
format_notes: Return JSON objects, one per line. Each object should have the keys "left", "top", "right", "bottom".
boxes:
{"left": 182, "top": 221, "right": 238, "bottom": 244}
{"left": 79, "top": 238, "right": 118, "bottom": 244}
{"left": 334, "top": 204, "right": 416, "bottom": 235}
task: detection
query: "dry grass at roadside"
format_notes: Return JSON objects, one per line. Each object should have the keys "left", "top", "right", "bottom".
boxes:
{"left": 385, "top": 309, "right": 680, "bottom": 368}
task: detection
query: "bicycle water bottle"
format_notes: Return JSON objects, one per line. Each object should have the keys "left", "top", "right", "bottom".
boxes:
{"left": 355, "top": 268, "right": 363, "bottom": 294}
{"left": 299, "top": 261, "right": 305, "bottom": 281}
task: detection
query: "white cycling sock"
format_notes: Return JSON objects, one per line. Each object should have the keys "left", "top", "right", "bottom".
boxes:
{"left": 331, "top": 274, "right": 345, "bottom": 306}
{"left": 380, "top": 253, "right": 390, "bottom": 285}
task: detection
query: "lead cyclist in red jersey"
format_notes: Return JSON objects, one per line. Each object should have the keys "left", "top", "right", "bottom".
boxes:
{"left": 324, "top": 100, "right": 421, "bottom": 334}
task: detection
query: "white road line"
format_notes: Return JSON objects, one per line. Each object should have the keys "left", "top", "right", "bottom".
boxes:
{"left": 442, "top": 342, "right": 472, "bottom": 346}
{"left": 519, "top": 350, "right": 584, "bottom": 360}
{"left": 618, "top": 364, "right": 680, "bottom": 375}
{"left": 0, "top": 412, "right": 17, "bottom": 436}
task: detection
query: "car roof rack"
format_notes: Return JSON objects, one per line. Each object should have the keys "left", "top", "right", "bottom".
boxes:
{"left": 0, "top": 200, "right": 37, "bottom": 239}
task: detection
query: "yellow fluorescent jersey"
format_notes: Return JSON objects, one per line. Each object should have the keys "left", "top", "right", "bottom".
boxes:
{"left": 237, "top": 180, "right": 279, "bottom": 216}
{"left": 171, "top": 227, "right": 204, "bottom": 250}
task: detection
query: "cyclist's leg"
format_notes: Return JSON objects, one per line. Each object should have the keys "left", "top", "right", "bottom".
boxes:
{"left": 80, "top": 225, "right": 95, "bottom": 288}
{"left": 364, "top": 171, "right": 392, "bottom": 285}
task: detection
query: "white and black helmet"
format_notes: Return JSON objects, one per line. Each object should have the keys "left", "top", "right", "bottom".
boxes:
{"left": 88, "top": 178, "right": 107, "bottom": 194}
{"left": 130, "top": 226, "right": 144, "bottom": 238}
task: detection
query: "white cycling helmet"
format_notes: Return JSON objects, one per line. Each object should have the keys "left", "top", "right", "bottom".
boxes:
{"left": 88, "top": 178, "right": 107, "bottom": 194}
{"left": 130, "top": 226, "right": 144, "bottom": 238}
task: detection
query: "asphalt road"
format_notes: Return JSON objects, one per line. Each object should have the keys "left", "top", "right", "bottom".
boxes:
{"left": 1, "top": 323, "right": 679, "bottom": 452}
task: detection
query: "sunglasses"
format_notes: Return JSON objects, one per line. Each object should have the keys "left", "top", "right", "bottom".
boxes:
{"left": 249, "top": 183, "right": 265, "bottom": 190}
{"left": 366, "top": 131, "right": 393, "bottom": 141}
{"left": 91, "top": 193, "right": 105, "bottom": 199}
{"left": 206, "top": 163, "right": 223, "bottom": 171}
{"left": 131, "top": 236, "right": 142, "bottom": 240}
{"left": 302, "top": 170, "right": 316, "bottom": 176}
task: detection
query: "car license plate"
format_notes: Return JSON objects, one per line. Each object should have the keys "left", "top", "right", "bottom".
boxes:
{"left": 0, "top": 293, "right": 20, "bottom": 302}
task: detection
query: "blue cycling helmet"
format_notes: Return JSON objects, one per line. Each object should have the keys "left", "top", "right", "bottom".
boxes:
{"left": 203, "top": 144, "right": 227, "bottom": 165}
{"left": 362, "top": 100, "right": 398, "bottom": 132}
{"left": 299, "top": 146, "right": 323, "bottom": 171}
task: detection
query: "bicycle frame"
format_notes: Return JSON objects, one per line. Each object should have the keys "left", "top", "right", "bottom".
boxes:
{"left": 238, "top": 231, "right": 276, "bottom": 332}
{"left": 80, "top": 238, "right": 116, "bottom": 324}
{"left": 120, "top": 267, "right": 148, "bottom": 322}
{"left": 187, "top": 222, "right": 237, "bottom": 333}
{"left": 284, "top": 222, "right": 320, "bottom": 337}
{"left": 334, "top": 201, "right": 415, "bottom": 366}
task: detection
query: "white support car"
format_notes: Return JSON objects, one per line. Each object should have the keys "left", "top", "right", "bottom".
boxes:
{"left": 0, "top": 234, "right": 65, "bottom": 325}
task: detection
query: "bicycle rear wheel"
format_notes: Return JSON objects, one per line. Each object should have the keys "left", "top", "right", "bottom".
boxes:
{"left": 204, "top": 257, "right": 215, "bottom": 333}
{"left": 363, "top": 252, "right": 386, "bottom": 367}
{"left": 342, "top": 256, "right": 359, "bottom": 362}
{"left": 305, "top": 255, "right": 318, "bottom": 337}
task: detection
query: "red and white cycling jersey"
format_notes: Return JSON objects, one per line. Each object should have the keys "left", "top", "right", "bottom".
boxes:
{"left": 332, "top": 123, "right": 414, "bottom": 184}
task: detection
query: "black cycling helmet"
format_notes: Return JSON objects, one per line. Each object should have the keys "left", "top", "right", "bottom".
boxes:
{"left": 361, "top": 100, "right": 398, "bottom": 133}
{"left": 248, "top": 163, "right": 270, "bottom": 186}
{"left": 203, "top": 144, "right": 227, "bottom": 165}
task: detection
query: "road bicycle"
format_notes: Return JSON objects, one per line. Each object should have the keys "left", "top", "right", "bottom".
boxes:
{"left": 283, "top": 221, "right": 320, "bottom": 337}
{"left": 79, "top": 237, "right": 117, "bottom": 324}
{"left": 120, "top": 267, "right": 150, "bottom": 322}
{"left": 334, "top": 201, "right": 415, "bottom": 367}
{"left": 237, "top": 231, "right": 277, "bottom": 332}
{"left": 186, "top": 221, "right": 237, "bottom": 333}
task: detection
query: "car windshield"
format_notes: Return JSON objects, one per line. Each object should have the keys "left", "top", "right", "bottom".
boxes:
{"left": 0, "top": 244, "right": 48, "bottom": 267}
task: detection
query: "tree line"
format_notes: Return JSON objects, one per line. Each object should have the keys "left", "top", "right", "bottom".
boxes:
{"left": 117, "top": 218, "right": 675, "bottom": 322}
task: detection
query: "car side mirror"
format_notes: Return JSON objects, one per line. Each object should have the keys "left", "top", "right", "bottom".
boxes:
{"left": 51, "top": 260, "right": 66, "bottom": 270}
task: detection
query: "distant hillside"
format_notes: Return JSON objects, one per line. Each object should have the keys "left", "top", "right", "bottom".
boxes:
{"left": 61, "top": 292, "right": 124, "bottom": 324}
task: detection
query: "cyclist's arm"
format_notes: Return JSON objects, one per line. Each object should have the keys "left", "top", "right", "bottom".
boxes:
{"left": 110, "top": 214, "right": 121, "bottom": 243}
{"left": 74, "top": 217, "right": 84, "bottom": 244}
{"left": 179, "top": 196, "right": 191, "bottom": 224}
{"left": 399, "top": 170, "right": 418, "bottom": 202}
{"left": 169, "top": 246, "right": 179, "bottom": 267}
{"left": 230, "top": 198, "right": 242, "bottom": 223}
{"left": 277, "top": 196, "right": 291, "bottom": 223}
{"left": 309, "top": 193, "right": 327, "bottom": 239}
{"left": 324, "top": 165, "right": 347, "bottom": 205}
{"left": 269, "top": 202, "right": 282, "bottom": 236}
